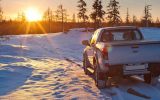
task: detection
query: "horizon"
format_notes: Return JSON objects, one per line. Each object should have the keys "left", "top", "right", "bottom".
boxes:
{"left": 0, "top": 0, "right": 160, "bottom": 21}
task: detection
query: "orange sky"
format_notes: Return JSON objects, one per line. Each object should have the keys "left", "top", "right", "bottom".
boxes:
{"left": 1, "top": 0, "right": 160, "bottom": 21}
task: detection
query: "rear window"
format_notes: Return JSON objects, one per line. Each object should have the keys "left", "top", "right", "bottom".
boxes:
{"left": 100, "top": 29, "right": 142, "bottom": 42}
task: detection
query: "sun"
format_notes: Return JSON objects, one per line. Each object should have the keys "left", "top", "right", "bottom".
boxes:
{"left": 25, "top": 8, "right": 42, "bottom": 22}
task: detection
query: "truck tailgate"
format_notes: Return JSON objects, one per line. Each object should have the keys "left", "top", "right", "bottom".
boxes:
{"left": 107, "top": 40, "right": 160, "bottom": 65}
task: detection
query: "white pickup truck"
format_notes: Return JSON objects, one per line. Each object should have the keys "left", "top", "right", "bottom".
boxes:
{"left": 82, "top": 26, "right": 160, "bottom": 88}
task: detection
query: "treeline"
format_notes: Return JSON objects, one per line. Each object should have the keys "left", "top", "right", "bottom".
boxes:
{"left": 0, "top": 0, "right": 160, "bottom": 35}
{"left": 0, "top": 21, "right": 95, "bottom": 35}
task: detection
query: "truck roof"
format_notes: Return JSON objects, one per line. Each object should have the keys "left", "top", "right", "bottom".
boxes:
{"left": 100, "top": 26, "right": 138, "bottom": 31}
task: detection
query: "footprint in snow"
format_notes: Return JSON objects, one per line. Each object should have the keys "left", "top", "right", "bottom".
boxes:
{"left": 72, "top": 77, "right": 79, "bottom": 81}
{"left": 83, "top": 85, "right": 97, "bottom": 96}
{"left": 51, "top": 68, "right": 65, "bottom": 73}
{"left": 81, "top": 79, "right": 90, "bottom": 83}
{"left": 30, "top": 75, "right": 44, "bottom": 81}
{"left": 59, "top": 73, "right": 67, "bottom": 77}
{"left": 50, "top": 82, "right": 60, "bottom": 86}
{"left": 53, "top": 84, "right": 67, "bottom": 90}
{"left": 71, "top": 97, "right": 79, "bottom": 100}
{"left": 69, "top": 78, "right": 80, "bottom": 84}
{"left": 59, "top": 64, "right": 64, "bottom": 66}
{"left": 24, "top": 81, "right": 35, "bottom": 85}
{"left": 52, "top": 92, "right": 65, "bottom": 99}
{"left": 70, "top": 88, "right": 79, "bottom": 92}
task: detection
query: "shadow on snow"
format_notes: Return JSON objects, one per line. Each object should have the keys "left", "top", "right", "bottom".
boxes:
{"left": 0, "top": 65, "right": 33, "bottom": 96}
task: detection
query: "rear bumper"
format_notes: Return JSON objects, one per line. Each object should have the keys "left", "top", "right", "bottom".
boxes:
{"left": 107, "top": 64, "right": 150, "bottom": 76}
{"left": 123, "top": 69, "right": 150, "bottom": 75}
{"left": 107, "top": 63, "right": 160, "bottom": 76}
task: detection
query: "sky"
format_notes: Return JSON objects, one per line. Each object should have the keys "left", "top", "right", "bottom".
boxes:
{"left": 1, "top": 0, "right": 160, "bottom": 21}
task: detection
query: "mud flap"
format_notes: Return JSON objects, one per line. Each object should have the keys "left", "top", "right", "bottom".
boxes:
{"left": 96, "top": 50, "right": 109, "bottom": 73}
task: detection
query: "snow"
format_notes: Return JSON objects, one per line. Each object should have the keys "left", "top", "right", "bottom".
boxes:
{"left": 0, "top": 27, "right": 160, "bottom": 100}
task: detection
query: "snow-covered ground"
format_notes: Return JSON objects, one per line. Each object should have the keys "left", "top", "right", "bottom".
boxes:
{"left": 0, "top": 28, "right": 160, "bottom": 100}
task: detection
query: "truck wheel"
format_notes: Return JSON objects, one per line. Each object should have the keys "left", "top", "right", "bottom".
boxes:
{"left": 144, "top": 73, "right": 152, "bottom": 84}
{"left": 83, "top": 56, "right": 89, "bottom": 75}
{"left": 95, "top": 62, "right": 107, "bottom": 89}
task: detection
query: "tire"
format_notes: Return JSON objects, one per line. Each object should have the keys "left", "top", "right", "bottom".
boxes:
{"left": 83, "top": 55, "right": 89, "bottom": 75}
{"left": 144, "top": 73, "right": 152, "bottom": 84}
{"left": 95, "top": 60, "right": 107, "bottom": 89}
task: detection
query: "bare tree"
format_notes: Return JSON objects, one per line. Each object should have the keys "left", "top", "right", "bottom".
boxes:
{"left": 17, "top": 12, "right": 26, "bottom": 22}
{"left": 43, "top": 7, "right": 53, "bottom": 22}
{"left": 56, "top": 5, "right": 67, "bottom": 32}
{"left": 72, "top": 13, "right": 76, "bottom": 23}
{"left": 156, "top": 17, "right": 160, "bottom": 24}
{"left": 0, "top": 0, "right": 3, "bottom": 22}
{"left": 132, "top": 15, "right": 138, "bottom": 25}
{"left": 125, "top": 8, "right": 130, "bottom": 25}
{"left": 142, "top": 4, "right": 152, "bottom": 27}
{"left": 155, "top": 17, "right": 160, "bottom": 27}
{"left": 43, "top": 7, "right": 54, "bottom": 32}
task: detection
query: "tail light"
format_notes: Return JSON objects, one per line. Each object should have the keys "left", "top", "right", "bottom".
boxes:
{"left": 105, "top": 63, "right": 110, "bottom": 68}
{"left": 102, "top": 47, "right": 108, "bottom": 60}
{"left": 103, "top": 48, "right": 109, "bottom": 69}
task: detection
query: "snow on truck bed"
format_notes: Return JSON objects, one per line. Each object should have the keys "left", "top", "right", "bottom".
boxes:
{"left": 0, "top": 28, "right": 160, "bottom": 100}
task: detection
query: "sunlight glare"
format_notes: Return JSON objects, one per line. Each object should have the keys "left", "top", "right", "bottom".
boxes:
{"left": 25, "top": 8, "right": 42, "bottom": 21}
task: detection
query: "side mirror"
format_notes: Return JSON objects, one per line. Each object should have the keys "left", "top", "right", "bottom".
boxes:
{"left": 82, "top": 40, "right": 90, "bottom": 46}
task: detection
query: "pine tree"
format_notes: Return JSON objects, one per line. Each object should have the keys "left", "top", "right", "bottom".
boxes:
{"left": 106, "top": 0, "right": 121, "bottom": 26}
{"left": 125, "top": 8, "right": 130, "bottom": 25}
{"left": 77, "top": 0, "right": 88, "bottom": 23}
{"left": 90, "top": 0, "right": 105, "bottom": 28}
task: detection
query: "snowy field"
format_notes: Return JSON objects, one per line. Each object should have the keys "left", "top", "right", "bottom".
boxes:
{"left": 0, "top": 28, "right": 160, "bottom": 100}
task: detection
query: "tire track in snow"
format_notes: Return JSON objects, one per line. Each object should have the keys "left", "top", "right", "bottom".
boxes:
{"left": 64, "top": 57, "right": 82, "bottom": 67}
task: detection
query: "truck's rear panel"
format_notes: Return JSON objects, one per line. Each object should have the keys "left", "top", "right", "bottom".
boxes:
{"left": 106, "top": 40, "right": 160, "bottom": 65}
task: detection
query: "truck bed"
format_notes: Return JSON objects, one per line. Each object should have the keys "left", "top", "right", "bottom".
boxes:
{"left": 97, "top": 40, "right": 160, "bottom": 65}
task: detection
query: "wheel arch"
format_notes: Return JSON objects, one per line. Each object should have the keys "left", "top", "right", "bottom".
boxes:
{"left": 94, "top": 49, "right": 108, "bottom": 73}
